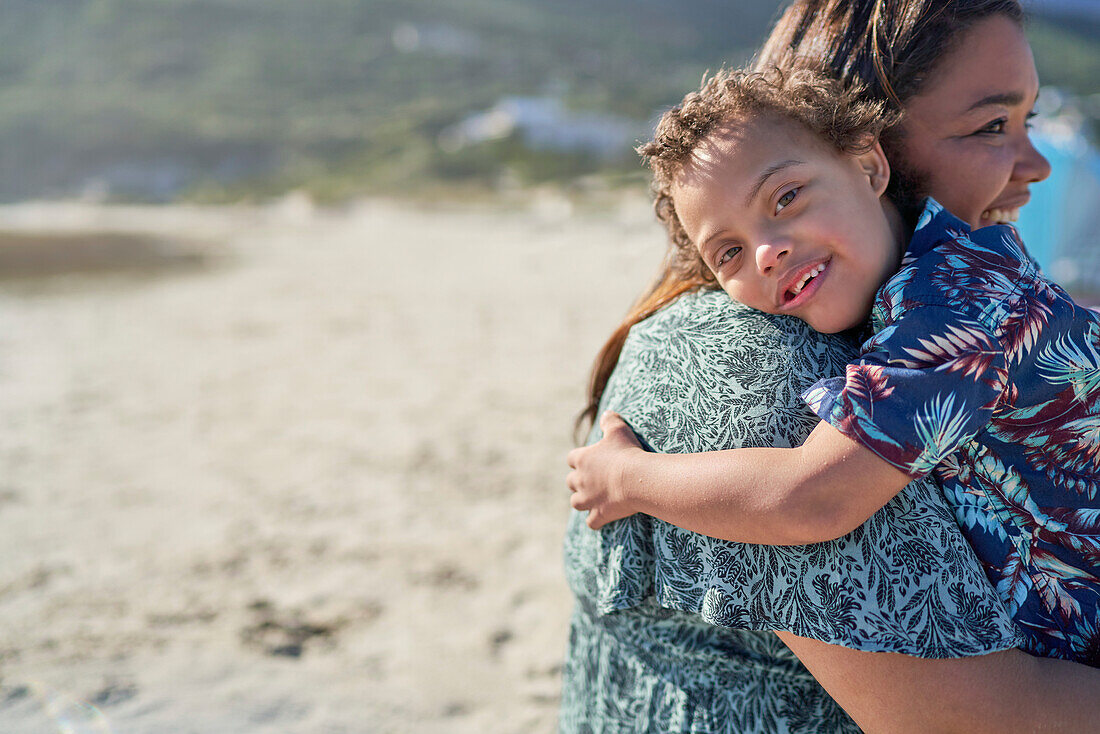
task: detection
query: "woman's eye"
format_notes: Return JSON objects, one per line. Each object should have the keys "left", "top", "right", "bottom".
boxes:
{"left": 717, "top": 245, "right": 741, "bottom": 267}
{"left": 975, "top": 118, "right": 1007, "bottom": 136}
{"left": 775, "top": 188, "right": 799, "bottom": 214}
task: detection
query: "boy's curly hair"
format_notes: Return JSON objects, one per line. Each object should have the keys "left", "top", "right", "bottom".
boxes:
{"left": 638, "top": 68, "right": 900, "bottom": 284}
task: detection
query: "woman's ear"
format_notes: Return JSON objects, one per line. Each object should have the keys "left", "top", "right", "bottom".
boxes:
{"left": 854, "top": 139, "right": 891, "bottom": 197}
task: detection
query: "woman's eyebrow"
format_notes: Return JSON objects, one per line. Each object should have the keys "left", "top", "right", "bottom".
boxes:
{"left": 964, "top": 91, "right": 1026, "bottom": 113}
{"left": 746, "top": 159, "right": 802, "bottom": 207}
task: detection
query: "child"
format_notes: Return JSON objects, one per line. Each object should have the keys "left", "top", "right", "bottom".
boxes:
{"left": 566, "top": 68, "right": 1100, "bottom": 665}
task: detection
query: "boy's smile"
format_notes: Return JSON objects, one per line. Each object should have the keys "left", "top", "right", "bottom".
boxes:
{"left": 672, "top": 115, "right": 904, "bottom": 333}
{"left": 779, "top": 258, "right": 829, "bottom": 308}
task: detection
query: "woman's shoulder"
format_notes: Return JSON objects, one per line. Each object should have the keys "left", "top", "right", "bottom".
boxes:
{"left": 633, "top": 288, "right": 818, "bottom": 344}
{"left": 632, "top": 289, "right": 856, "bottom": 368}
{"left": 609, "top": 290, "right": 859, "bottom": 454}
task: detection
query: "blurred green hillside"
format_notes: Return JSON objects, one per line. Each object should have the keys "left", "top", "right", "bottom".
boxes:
{"left": 1, "top": 0, "right": 1097, "bottom": 202}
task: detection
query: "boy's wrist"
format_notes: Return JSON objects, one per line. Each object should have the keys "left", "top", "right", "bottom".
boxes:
{"left": 614, "top": 448, "right": 649, "bottom": 515}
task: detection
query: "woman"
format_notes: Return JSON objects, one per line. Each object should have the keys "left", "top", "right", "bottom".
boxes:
{"left": 561, "top": 1, "right": 1100, "bottom": 732}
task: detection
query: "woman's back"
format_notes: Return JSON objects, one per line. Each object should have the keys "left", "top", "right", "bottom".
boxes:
{"left": 560, "top": 291, "right": 1023, "bottom": 732}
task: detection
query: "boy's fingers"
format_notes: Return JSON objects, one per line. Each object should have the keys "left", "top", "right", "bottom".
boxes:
{"left": 599, "top": 411, "right": 625, "bottom": 432}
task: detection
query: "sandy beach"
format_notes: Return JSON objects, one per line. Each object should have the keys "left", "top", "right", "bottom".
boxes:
{"left": 0, "top": 193, "right": 664, "bottom": 733}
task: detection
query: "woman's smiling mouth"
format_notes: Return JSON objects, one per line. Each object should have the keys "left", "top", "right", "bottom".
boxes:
{"left": 981, "top": 207, "right": 1020, "bottom": 225}
{"left": 980, "top": 195, "right": 1030, "bottom": 227}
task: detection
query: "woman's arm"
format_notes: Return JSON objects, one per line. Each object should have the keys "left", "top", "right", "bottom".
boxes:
{"left": 567, "top": 411, "right": 911, "bottom": 544}
{"left": 778, "top": 631, "right": 1100, "bottom": 733}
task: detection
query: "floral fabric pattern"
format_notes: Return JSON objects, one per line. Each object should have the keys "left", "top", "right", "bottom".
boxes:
{"left": 805, "top": 198, "right": 1100, "bottom": 665}
{"left": 561, "top": 289, "right": 1023, "bottom": 733}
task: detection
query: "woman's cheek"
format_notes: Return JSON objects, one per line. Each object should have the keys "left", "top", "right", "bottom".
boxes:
{"left": 971, "top": 147, "right": 1016, "bottom": 203}
{"left": 940, "top": 145, "right": 1013, "bottom": 224}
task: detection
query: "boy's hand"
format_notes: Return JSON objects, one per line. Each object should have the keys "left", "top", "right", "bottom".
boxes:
{"left": 566, "top": 411, "right": 645, "bottom": 530}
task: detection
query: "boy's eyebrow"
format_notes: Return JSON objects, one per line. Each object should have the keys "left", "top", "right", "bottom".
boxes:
{"left": 746, "top": 159, "right": 803, "bottom": 207}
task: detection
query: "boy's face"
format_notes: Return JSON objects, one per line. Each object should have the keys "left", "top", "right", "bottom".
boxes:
{"left": 672, "top": 116, "right": 902, "bottom": 334}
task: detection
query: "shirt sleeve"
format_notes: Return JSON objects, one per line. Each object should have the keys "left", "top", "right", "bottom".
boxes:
{"left": 586, "top": 291, "right": 1024, "bottom": 657}
{"left": 804, "top": 304, "right": 1009, "bottom": 478}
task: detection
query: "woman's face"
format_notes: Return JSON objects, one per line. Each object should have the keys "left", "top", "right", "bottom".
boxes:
{"left": 894, "top": 14, "right": 1051, "bottom": 229}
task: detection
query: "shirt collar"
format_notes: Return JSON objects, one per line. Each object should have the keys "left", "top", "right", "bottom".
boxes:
{"left": 905, "top": 198, "right": 972, "bottom": 263}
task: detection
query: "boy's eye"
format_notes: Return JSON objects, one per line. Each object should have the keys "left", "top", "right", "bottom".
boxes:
{"left": 1026, "top": 110, "right": 1038, "bottom": 130}
{"left": 775, "top": 188, "right": 799, "bottom": 214}
{"left": 717, "top": 245, "right": 741, "bottom": 267}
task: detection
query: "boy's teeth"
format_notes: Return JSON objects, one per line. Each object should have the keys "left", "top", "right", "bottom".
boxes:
{"left": 983, "top": 207, "right": 1020, "bottom": 224}
{"left": 791, "top": 263, "right": 826, "bottom": 295}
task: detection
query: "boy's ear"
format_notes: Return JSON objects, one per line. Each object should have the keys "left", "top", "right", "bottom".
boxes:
{"left": 855, "top": 139, "right": 891, "bottom": 197}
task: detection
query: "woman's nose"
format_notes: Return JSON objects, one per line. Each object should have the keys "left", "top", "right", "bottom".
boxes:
{"left": 755, "top": 241, "right": 790, "bottom": 275}
{"left": 1015, "top": 134, "right": 1051, "bottom": 184}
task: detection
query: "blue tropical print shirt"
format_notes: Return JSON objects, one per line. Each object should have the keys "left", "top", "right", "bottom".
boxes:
{"left": 805, "top": 198, "right": 1100, "bottom": 666}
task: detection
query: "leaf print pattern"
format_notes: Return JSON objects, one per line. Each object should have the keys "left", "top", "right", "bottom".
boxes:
{"left": 873, "top": 267, "right": 919, "bottom": 326}
{"left": 805, "top": 199, "right": 1100, "bottom": 666}
{"left": 987, "top": 384, "right": 1100, "bottom": 502}
{"left": 841, "top": 363, "right": 895, "bottom": 405}
{"left": 1036, "top": 328, "right": 1100, "bottom": 402}
{"left": 1048, "top": 507, "right": 1100, "bottom": 537}
{"left": 1029, "top": 548, "right": 1097, "bottom": 624}
{"left": 913, "top": 393, "right": 982, "bottom": 473}
{"left": 999, "top": 280, "right": 1056, "bottom": 364}
{"left": 901, "top": 320, "right": 1004, "bottom": 384}
{"left": 562, "top": 288, "right": 1023, "bottom": 733}
{"left": 928, "top": 228, "right": 1027, "bottom": 310}
{"left": 913, "top": 196, "right": 943, "bottom": 232}
{"left": 994, "top": 546, "right": 1032, "bottom": 618}
{"left": 811, "top": 304, "right": 1006, "bottom": 477}
{"left": 1058, "top": 610, "right": 1100, "bottom": 662}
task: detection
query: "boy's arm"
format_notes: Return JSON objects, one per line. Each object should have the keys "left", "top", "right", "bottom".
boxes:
{"left": 567, "top": 411, "right": 912, "bottom": 544}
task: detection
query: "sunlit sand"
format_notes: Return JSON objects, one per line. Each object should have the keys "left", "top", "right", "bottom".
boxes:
{"left": 0, "top": 194, "right": 662, "bottom": 733}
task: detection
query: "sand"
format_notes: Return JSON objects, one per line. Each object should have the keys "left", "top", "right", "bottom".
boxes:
{"left": 0, "top": 192, "right": 664, "bottom": 733}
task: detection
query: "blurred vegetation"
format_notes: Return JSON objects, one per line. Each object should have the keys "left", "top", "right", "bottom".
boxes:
{"left": 0, "top": 0, "right": 1096, "bottom": 203}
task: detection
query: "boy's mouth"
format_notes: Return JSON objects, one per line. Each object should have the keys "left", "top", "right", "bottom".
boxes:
{"left": 780, "top": 260, "right": 828, "bottom": 307}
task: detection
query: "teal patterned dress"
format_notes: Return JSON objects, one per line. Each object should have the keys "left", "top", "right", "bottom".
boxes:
{"left": 560, "top": 290, "right": 1024, "bottom": 733}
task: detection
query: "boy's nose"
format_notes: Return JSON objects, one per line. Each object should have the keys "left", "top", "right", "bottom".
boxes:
{"left": 756, "top": 242, "right": 790, "bottom": 274}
